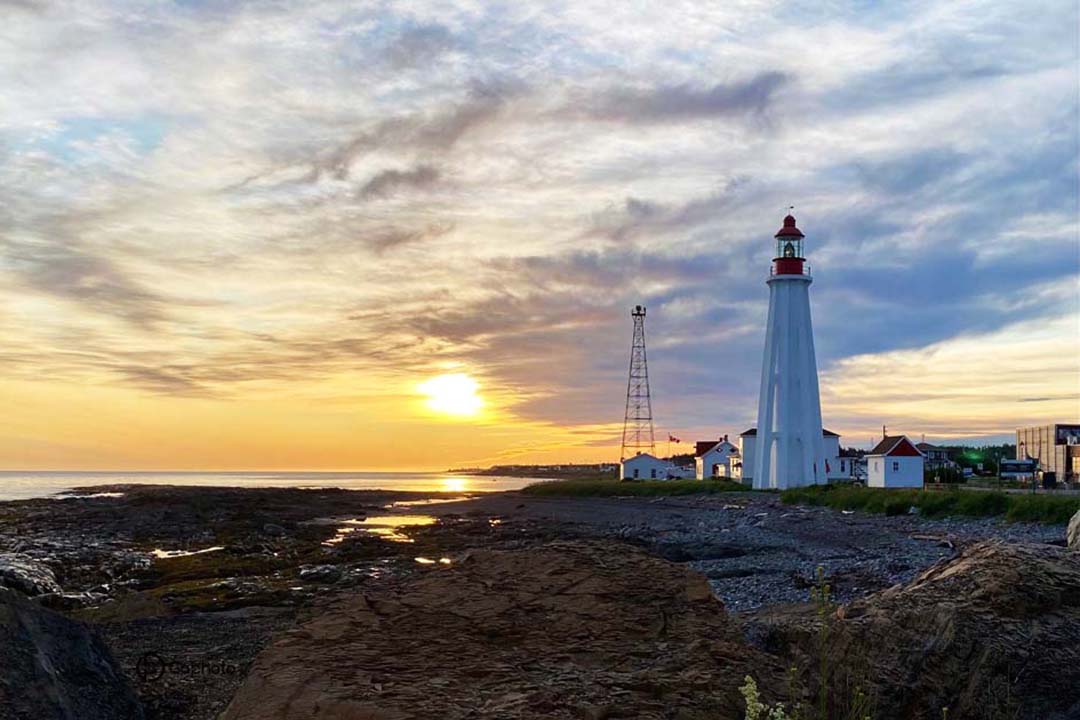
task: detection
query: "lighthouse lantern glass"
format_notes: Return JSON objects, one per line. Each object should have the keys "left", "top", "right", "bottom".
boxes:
{"left": 776, "top": 237, "right": 803, "bottom": 259}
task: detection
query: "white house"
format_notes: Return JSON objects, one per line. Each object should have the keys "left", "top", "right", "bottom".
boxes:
{"left": 740, "top": 428, "right": 846, "bottom": 485}
{"left": 695, "top": 437, "right": 740, "bottom": 480}
{"left": 866, "top": 436, "right": 925, "bottom": 488}
{"left": 620, "top": 453, "right": 672, "bottom": 481}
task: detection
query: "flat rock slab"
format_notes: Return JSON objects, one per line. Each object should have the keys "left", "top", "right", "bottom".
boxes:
{"left": 222, "top": 540, "right": 784, "bottom": 720}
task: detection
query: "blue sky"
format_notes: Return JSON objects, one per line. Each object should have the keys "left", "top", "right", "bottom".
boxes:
{"left": 0, "top": 0, "right": 1077, "bottom": 468}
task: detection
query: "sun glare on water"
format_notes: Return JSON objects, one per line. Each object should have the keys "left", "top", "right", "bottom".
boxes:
{"left": 418, "top": 373, "right": 484, "bottom": 417}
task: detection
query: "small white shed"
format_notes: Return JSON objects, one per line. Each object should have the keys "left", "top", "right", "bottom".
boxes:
{"left": 620, "top": 453, "right": 670, "bottom": 481}
{"left": 866, "top": 435, "right": 925, "bottom": 488}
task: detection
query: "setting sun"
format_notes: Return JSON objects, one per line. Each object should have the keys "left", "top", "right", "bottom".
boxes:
{"left": 418, "top": 374, "right": 484, "bottom": 417}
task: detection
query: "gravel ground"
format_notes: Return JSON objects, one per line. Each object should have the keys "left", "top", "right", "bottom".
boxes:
{"left": 436, "top": 492, "right": 1065, "bottom": 610}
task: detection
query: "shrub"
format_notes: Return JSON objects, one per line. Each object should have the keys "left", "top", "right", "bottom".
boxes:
{"left": 780, "top": 485, "right": 1078, "bottom": 524}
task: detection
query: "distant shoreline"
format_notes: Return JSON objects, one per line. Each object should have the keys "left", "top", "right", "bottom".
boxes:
{"left": 448, "top": 464, "right": 618, "bottom": 479}
{"left": 0, "top": 470, "right": 557, "bottom": 503}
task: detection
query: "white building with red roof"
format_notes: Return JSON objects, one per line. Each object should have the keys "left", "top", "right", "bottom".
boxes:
{"left": 694, "top": 436, "right": 740, "bottom": 480}
{"left": 866, "top": 435, "right": 925, "bottom": 488}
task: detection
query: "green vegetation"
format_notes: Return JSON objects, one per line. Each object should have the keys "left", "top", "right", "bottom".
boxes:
{"left": 740, "top": 567, "right": 876, "bottom": 720}
{"left": 781, "top": 484, "right": 1080, "bottom": 524}
{"left": 923, "top": 466, "right": 965, "bottom": 484}
{"left": 521, "top": 477, "right": 747, "bottom": 497}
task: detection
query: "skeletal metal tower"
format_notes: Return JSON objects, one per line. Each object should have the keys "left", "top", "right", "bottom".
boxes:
{"left": 620, "top": 305, "right": 655, "bottom": 460}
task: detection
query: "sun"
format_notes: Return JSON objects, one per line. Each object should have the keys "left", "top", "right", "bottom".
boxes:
{"left": 418, "top": 373, "right": 484, "bottom": 417}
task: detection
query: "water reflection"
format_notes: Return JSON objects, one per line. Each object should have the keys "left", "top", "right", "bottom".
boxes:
{"left": 387, "top": 496, "right": 471, "bottom": 508}
{"left": 441, "top": 476, "right": 468, "bottom": 493}
{"left": 323, "top": 515, "right": 436, "bottom": 546}
{"left": 415, "top": 557, "right": 452, "bottom": 565}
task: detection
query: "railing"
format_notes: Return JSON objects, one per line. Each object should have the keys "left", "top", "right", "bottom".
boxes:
{"left": 770, "top": 263, "right": 812, "bottom": 277}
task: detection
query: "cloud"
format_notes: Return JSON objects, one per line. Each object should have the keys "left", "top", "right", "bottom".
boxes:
{"left": 366, "top": 223, "right": 453, "bottom": 253}
{"left": 566, "top": 72, "right": 790, "bottom": 123}
{"left": 304, "top": 80, "right": 518, "bottom": 183}
{"left": 358, "top": 165, "right": 440, "bottom": 199}
{"left": 384, "top": 24, "right": 455, "bottom": 69}
{"left": 0, "top": 234, "right": 172, "bottom": 328}
{"left": 820, "top": 312, "right": 1080, "bottom": 440}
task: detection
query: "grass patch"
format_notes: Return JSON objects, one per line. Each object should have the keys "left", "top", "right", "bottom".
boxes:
{"left": 781, "top": 484, "right": 1080, "bottom": 524}
{"left": 521, "top": 477, "right": 748, "bottom": 497}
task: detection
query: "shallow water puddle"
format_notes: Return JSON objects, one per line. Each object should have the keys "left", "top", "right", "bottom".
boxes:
{"left": 151, "top": 546, "right": 225, "bottom": 559}
{"left": 55, "top": 491, "right": 126, "bottom": 500}
{"left": 323, "top": 514, "right": 436, "bottom": 545}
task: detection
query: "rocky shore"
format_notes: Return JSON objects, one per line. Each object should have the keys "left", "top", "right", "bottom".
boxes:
{"left": 0, "top": 485, "right": 1076, "bottom": 719}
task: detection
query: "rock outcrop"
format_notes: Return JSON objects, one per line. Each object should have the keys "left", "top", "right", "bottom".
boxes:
{"left": 0, "top": 588, "right": 143, "bottom": 719}
{"left": 222, "top": 540, "right": 786, "bottom": 720}
{"left": 761, "top": 541, "right": 1080, "bottom": 720}
{"left": 1067, "top": 509, "right": 1080, "bottom": 550}
{"left": 0, "top": 552, "right": 62, "bottom": 596}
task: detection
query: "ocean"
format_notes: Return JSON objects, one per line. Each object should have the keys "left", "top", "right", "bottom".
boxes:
{"left": 0, "top": 471, "right": 552, "bottom": 502}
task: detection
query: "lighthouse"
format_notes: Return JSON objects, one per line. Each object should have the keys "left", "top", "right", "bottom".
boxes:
{"left": 751, "top": 213, "right": 827, "bottom": 490}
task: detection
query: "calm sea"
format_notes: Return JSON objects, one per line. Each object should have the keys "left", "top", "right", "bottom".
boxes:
{"left": 0, "top": 471, "right": 552, "bottom": 502}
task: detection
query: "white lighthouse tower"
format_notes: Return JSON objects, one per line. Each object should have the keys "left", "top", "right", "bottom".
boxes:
{"left": 752, "top": 213, "right": 827, "bottom": 490}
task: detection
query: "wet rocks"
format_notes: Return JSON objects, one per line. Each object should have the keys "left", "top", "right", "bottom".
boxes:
{"left": 298, "top": 564, "right": 342, "bottom": 584}
{"left": 1067, "top": 509, "right": 1080, "bottom": 550}
{"left": 222, "top": 540, "right": 787, "bottom": 720}
{"left": 0, "top": 587, "right": 144, "bottom": 719}
{"left": 0, "top": 552, "right": 62, "bottom": 596}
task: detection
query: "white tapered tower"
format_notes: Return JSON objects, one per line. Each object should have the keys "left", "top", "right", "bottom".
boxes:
{"left": 752, "top": 213, "right": 827, "bottom": 490}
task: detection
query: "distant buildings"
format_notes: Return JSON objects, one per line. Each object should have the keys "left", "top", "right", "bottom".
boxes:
{"left": 694, "top": 437, "right": 740, "bottom": 480}
{"left": 619, "top": 453, "right": 693, "bottom": 481}
{"left": 1016, "top": 424, "right": 1080, "bottom": 483}
{"left": 619, "top": 453, "right": 669, "bottom": 481}
{"left": 916, "top": 442, "right": 952, "bottom": 470}
{"left": 866, "top": 435, "right": 924, "bottom": 488}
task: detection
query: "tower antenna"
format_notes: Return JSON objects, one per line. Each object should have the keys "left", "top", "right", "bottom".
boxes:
{"left": 620, "top": 305, "right": 655, "bottom": 460}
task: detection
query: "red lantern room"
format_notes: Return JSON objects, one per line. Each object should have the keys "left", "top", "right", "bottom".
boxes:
{"left": 773, "top": 213, "right": 805, "bottom": 275}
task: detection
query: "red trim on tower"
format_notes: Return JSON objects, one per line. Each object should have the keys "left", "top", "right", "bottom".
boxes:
{"left": 773, "top": 258, "right": 805, "bottom": 275}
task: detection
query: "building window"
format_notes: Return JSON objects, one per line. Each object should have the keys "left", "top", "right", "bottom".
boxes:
{"left": 874, "top": 461, "right": 879, "bottom": 471}
{"left": 650, "top": 469, "right": 657, "bottom": 479}
{"left": 633, "top": 469, "right": 639, "bottom": 479}
{"left": 892, "top": 461, "right": 899, "bottom": 472}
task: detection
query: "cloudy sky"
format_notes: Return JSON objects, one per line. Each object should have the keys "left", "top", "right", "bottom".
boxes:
{"left": 1, "top": 0, "right": 1077, "bottom": 470}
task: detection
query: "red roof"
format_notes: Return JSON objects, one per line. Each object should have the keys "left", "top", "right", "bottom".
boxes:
{"left": 774, "top": 214, "right": 804, "bottom": 238}
{"left": 868, "top": 436, "right": 923, "bottom": 457}
{"left": 695, "top": 441, "right": 717, "bottom": 456}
